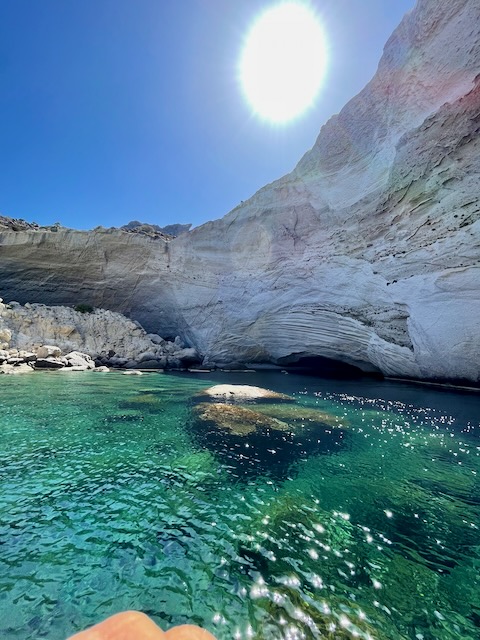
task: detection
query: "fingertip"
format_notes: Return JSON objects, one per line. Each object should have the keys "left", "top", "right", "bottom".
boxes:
{"left": 164, "top": 625, "right": 217, "bottom": 640}
{"left": 68, "top": 610, "right": 167, "bottom": 639}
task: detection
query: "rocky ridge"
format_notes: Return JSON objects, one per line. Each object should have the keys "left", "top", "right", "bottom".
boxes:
{"left": 120, "top": 220, "right": 192, "bottom": 238}
{"left": 0, "top": 215, "right": 191, "bottom": 239}
{"left": 1, "top": 0, "right": 479, "bottom": 382}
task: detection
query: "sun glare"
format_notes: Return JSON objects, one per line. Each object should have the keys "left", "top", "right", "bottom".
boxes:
{"left": 240, "top": 2, "right": 327, "bottom": 124}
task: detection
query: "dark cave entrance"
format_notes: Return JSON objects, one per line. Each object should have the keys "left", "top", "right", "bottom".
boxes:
{"left": 277, "top": 354, "right": 384, "bottom": 380}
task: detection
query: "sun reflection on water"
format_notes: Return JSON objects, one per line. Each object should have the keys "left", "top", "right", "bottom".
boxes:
{"left": 0, "top": 372, "right": 479, "bottom": 639}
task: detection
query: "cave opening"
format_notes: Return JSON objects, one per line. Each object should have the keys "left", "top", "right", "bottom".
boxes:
{"left": 277, "top": 354, "right": 384, "bottom": 380}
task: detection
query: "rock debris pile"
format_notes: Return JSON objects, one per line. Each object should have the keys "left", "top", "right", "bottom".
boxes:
{"left": 0, "top": 298, "right": 200, "bottom": 374}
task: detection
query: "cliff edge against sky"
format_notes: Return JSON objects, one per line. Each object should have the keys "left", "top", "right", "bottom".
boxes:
{"left": 1, "top": 0, "right": 479, "bottom": 381}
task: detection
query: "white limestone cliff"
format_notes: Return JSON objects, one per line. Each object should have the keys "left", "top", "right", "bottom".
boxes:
{"left": 0, "top": 0, "right": 479, "bottom": 382}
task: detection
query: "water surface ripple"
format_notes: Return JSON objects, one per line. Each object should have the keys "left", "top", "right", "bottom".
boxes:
{"left": 0, "top": 371, "right": 479, "bottom": 639}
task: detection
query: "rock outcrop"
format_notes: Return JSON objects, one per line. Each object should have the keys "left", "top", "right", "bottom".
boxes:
{"left": 192, "top": 403, "right": 289, "bottom": 437}
{"left": 195, "top": 384, "right": 294, "bottom": 404}
{"left": 1, "top": 0, "right": 479, "bottom": 382}
{"left": 0, "top": 299, "right": 199, "bottom": 370}
{"left": 121, "top": 220, "right": 192, "bottom": 238}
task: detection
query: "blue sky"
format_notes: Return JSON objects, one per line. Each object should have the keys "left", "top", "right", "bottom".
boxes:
{"left": 0, "top": 0, "right": 414, "bottom": 230}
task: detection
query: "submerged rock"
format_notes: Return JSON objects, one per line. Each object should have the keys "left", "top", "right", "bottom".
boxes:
{"left": 252, "top": 404, "right": 348, "bottom": 429}
{"left": 189, "top": 403, "right": 348, "bottom": 481}
{"left": 196, "top": 384, "right": 294, "bottom": 404}
{"left": 192, "top": 402, "right": 289, "bottom": 436}
{"left": 104, "top": 412, "right": 144, "bottom": 424}
{"left": 119, "top": 393, "right": 160, "bottom": 408}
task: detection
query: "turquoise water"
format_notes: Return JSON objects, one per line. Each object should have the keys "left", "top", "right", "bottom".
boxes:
{"left": 0, "top": 371, "right": 479, "bottom": 640}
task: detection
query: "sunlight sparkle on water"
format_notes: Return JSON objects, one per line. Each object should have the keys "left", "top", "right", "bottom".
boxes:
{"left": 1, "top": 372, "right": 479, "bottom": 639}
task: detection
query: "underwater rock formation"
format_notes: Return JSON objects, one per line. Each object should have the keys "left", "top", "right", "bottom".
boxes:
{"left": 192, "top": 402, "right": 289, "bottom": 437}
{"left": 0, "top": 0, "right": 479, "bottom": 381}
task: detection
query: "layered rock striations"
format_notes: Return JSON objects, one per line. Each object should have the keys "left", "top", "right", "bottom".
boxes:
{"left": 1, "top": 0, "right": 479, "bottom": 381}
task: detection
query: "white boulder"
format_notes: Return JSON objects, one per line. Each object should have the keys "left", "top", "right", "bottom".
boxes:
{"left": 36, "top": 345, "right": 62, "bottom": 358}
{"left": 0, "top": 363, "right": 34, "bottom": 374}
{"left": 64, "top": 351, "right": 95, "bottom": 370}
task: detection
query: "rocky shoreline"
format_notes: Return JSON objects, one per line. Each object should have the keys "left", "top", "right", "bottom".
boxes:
{"left": 0, "top": 298, "right": 201, "bottom": 374}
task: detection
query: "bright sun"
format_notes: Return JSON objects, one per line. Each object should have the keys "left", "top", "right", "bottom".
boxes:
{"left": 240, "top": 2, "right": 327, "bottom": 124}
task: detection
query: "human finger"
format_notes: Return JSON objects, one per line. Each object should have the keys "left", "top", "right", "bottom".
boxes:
{"left": 67, "top": 610, "right": 167, "bottom": 640}
{"left": 164, "top": 625, "right": 217, "bottom": 640}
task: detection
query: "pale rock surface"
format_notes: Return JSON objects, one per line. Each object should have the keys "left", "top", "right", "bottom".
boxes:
{"left": 196, "top": 384, "right": 294, "bottom": 403}
{"left": 0, "top": 300, "right": 199, "bottom": 367}
{"left": 0, "top": 362, "right": 34, "bottom": 375}
{"left": 0, "top": 0, "right": 479, "bottom": 381}
{"left": 0, "top": 326, "right": 12, "bottom": 349}
{"left": 64, "top": 351, "right": 96, "bottom": 370}
{"left": 1, "top": 303, "right": 163, "bottom": 359}
{"left": 36, "top": 345, "right": 62, "bottom": 358}
{"left": 19, "top": 351, "right": 37, "bottom": 362}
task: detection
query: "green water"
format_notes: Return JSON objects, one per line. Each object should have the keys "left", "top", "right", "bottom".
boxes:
{"left": 0, "top": 371, "right": 479, "bottom": 640}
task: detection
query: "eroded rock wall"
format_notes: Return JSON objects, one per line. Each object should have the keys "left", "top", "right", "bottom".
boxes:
{"left": 0, "top": 227, "right": 181, "bottom": 336}
{"left": 1, "top": 0, "right": 479, "bottom": 381}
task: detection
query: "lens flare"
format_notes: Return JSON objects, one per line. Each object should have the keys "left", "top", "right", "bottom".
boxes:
{"left": 240, "top": 2, "right": 327, "bottom": 123}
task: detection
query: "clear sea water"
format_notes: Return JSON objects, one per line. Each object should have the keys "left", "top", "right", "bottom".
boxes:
{"left": 0, "top": 370, "right": 479, "bottom": 640}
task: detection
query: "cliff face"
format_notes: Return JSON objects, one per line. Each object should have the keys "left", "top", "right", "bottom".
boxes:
{"left": 0, "top": 228, "right": 181, "bottom": 338}
{"left": 1, "top": 0, "right": 479, "bottom": 381}
{"left": 0, "top": 299, "right": 198, "bottom": 368}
